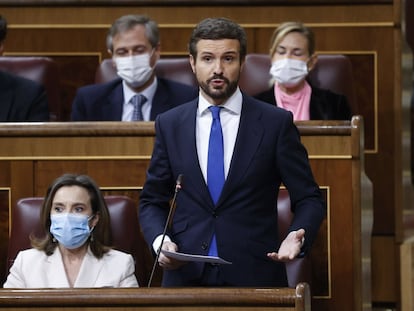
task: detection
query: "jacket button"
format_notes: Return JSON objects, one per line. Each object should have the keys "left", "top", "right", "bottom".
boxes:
{"left": 201, "top": 242, "right": 208, "bottom": 250}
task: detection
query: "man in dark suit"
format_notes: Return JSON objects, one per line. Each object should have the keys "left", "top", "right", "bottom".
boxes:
{"left": 0, "top": 71, "right": 49, "bottom": 121}
{"left": 139, "top": 17, "right": 325, "bottom": 287}
{"left": 71, "top": 14, "right": 198, "bottom": 121}
{"left": 0, "top": 15, "right": 49, "bottom": 122}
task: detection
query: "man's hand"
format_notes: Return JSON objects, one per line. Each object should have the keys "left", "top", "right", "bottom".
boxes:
{"left": 158, "top": 241, "right": 186, "bottom": 270}
{"left": 267, "top": 229, "right": 305, "bottom": 262}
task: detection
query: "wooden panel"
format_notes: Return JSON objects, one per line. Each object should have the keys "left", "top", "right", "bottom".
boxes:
{"left": 0, "top": 189, "right": 10, "bottom": 279}
{"left": 400, "top": 240, "right": 414, "bottom": 311}
{"left": 0, "top": 5, "right": 395, "bottom": 24}
{"left": 0, "top": 118, "right": 372, "bottom": 311}
{"left": 372, "top": 237, "right": 398, "bottom": 301}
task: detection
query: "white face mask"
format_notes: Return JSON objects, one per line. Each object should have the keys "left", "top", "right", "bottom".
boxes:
{"left": 269, "top": 58, "right": 309, "bottom": 88}
{"left": 113, "top": 53, "right": 154, "bottom": 88}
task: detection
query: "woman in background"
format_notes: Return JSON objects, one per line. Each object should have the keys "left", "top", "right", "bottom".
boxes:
{"left": 4, "top": 174, "right": 138, "bottom": 288}
{"left": 254, "top": 21, "right": 352, "bottom": 120}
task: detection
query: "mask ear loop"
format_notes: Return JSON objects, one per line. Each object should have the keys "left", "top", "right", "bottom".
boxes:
{"left": 89, "top": 226, "right": 95, "bottom": 242}
{"left": 88, "top": 215, "right": 96, "bottom": 242}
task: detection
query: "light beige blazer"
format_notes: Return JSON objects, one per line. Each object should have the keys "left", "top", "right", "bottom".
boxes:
{"left": 3, "top": 247, "right": 139, "bottom": 288}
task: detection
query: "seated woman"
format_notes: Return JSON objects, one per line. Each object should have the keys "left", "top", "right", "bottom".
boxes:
{"left": 3, "top": 174, "right": 139, "bottom": 288}
{"left": 254, "top": 21, "right": 352, "bottom": 120}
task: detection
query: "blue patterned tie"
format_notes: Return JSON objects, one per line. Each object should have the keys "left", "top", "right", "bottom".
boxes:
{"left": 207, "top": 106, "right": 224, "bottom": 257}
{"left": 131, "top": 94, "right": 147, "bottom": 121}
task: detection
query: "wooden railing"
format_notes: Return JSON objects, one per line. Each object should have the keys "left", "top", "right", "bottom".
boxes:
{"left": 0, "top": 285, "right": 311, "bottom": 310}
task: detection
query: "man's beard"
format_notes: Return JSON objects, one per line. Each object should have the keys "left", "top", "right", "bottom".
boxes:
{"left": 198, "top": 75, "right": 239, "bottom": 100}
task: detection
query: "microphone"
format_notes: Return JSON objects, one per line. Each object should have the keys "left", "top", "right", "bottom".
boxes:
{"left": 147, "top": 174, "right": 183, "bottom": 287}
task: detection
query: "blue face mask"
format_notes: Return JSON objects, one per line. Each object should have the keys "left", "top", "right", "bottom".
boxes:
{"left": 50, "top": 213, "right": 93, "bottom": 249}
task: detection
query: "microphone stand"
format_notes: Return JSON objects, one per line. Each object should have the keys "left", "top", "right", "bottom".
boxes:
{"left": 147, "top": 174, "right": 183, "bottom": 287}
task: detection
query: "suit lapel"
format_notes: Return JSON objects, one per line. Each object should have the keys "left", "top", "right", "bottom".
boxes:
{"left": 45, "top": 248, "right": 71, "bottom": 287}
{"left": 74, "top": 248, "right": 102, "bottom": 287}
{"left": 171, "top": 96, "right": 265, "bottom": 209}
{"left": 150, "top": 79, "right": 169, "bottom": 119}
{"left": 219, "top": 96, "right": 264, "bottom": 204}
{"left": 175, "top": 100, "right": 214, "bottom": 208}
{"left": 102, "top": 80, "right": 124, "bottom": 120}
{"left": 45, "top": 247, "right": 102, "bottom": 287}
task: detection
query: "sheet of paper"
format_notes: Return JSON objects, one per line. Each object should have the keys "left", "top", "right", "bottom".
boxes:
{"left": 161, "top": 249, "right": 232, "bottom": 265}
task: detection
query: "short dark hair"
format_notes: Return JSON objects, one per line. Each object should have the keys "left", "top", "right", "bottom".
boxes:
{"left": 188, "top": 17, "right": 247, "bottom": 61}
{"left": 0, "top": 15, "right": 7, "bottom": 43}
{"left": 31, "top": 174, "right": 112, "bottom": 259}
{"left": 106, "top": 14, "right": 159, "bottom": 52}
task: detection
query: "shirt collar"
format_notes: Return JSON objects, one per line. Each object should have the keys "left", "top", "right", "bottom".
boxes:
{"left": 123, "top": 78, "right": 158, "bottom": 104}
{"left": 198, "top": 87, "right": 243, "bottom": 116}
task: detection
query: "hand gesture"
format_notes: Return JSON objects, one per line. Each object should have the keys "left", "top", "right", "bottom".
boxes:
{"left": 267, "top": 229, "right": 305, "bottom": 262}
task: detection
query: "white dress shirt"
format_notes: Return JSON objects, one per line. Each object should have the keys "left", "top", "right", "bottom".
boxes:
{"left": 196, "top": 88, "right": 242, "bottom": 181}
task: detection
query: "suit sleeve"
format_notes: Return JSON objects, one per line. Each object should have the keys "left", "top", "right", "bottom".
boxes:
{"left": 3, "top": 251, "right": 25, "bottom": 288}
{"left": 71, "top": 89, "right": 87, "bottom": 121}
{"left": 139, "top": 114, "right": 176, "bottom": 249}
{"left": 118, "top": 254, "right": 139, "bottom": 288}
{"left": 25, "top": 83, "right": 50, "bottom": 121}
{"left": 276, "top": 112, "right": 326, "bottom": 254}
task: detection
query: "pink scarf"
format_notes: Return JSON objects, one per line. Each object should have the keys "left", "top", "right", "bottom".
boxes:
{"left": 274, "top": 81, "right": 311, "bottom": 121}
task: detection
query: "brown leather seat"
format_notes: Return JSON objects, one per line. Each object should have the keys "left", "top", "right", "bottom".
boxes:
{"left": 8, "top": 193, "right": 311, "bottom": 288}
{"left": 7, "top": 195, "right": 152, "bottom": 286}
{"left": 240, "top": 53, "right": 356, "bottom": 114}
{"left": 97, "top": 54, "right": 356, "bottom": 114}
{"left": 0, "top": 56, "right": 62, "bottom": 120}
{"left": 95, "top": 58, "right": 197, "bottom": 87}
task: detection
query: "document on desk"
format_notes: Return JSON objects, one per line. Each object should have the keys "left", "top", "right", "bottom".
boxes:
{"left": 161, "top": 250, "right": 232, "bottom": 264}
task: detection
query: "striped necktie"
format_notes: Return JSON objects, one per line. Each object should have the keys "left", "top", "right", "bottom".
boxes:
{"left": 131, "top": 94, "right": 147, "bottom": 121}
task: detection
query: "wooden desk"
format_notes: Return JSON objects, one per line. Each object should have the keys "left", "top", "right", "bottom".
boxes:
{"left": 0, "top": 285, "right": 311, "bottom": 310}
{"left": 0, "top": 116, "right": 372, "bottom": 311}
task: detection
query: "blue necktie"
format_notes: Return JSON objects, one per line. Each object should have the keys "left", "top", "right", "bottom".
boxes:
{"left": 131, "top": 94, "right": 147, "bottom": 121}
{"left": 207, "top": 106, "right": 224, "bottom": 256}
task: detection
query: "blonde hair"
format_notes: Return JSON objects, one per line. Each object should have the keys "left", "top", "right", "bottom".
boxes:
{"left": 269, "top": 21, "right": 315, "bottom": 57}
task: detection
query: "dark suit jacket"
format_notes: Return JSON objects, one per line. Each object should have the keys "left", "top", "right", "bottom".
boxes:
{"left": 254, "top": 85, "right": 352, "bottom": 120}
{"left": 71, "top": 78, "right": 198, "bottom": 121}
{"left": 139, "top": 94, "right": 326, "bottom": 287}
{"left": 0, "top": 70, "right": 49, "bottom": 121}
